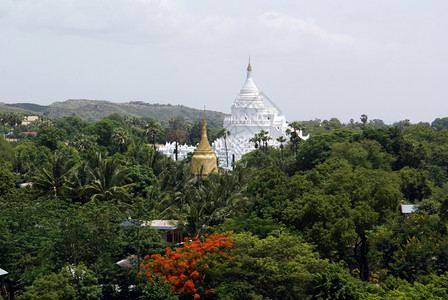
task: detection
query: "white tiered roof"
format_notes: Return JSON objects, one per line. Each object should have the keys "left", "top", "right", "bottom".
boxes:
{"left": 222, "top": 62, "right": 288, "bottom": 141}
{"left": 212, "top": 61, "right": 293, "bottom": 168}
{"left": 160, "top": 61, "right": 308, "bottom": 168}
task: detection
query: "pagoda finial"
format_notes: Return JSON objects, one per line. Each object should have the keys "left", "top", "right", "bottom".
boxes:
{"left": 247, "top": 55, "right": 252, "bottom": 72}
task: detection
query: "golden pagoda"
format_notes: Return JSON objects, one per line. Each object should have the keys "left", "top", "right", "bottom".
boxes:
{"left": 191, "top": 113, "right": 218, "bottom": 176}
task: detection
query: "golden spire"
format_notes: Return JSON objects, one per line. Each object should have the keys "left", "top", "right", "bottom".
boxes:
{"left": 247, "top": 56, "right": 252, "bottom": 72}
{"left": 196, "top": 110, "right": 212, "bottom": 153}
{"left": 191, "top": 109, "right": 218, "bottom": 175}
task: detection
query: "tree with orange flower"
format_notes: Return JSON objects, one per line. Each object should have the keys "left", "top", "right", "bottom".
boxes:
{"left": 139, "top": 232, "right": 234, "bottom": 298}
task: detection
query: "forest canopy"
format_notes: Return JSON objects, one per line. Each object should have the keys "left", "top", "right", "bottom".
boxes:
{"left": 2, "top": 113, "right": 448, "bottom": 299}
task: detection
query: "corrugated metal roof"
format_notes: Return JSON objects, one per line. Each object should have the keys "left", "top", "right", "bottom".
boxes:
{"left": 144, "top": 220, "right": 178, "bottom": 230}
{"left": 116, "top": 255, "right": 138, "bottom": 268}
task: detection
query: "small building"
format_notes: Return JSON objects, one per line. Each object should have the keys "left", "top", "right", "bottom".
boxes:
{"left": 20, "top": 131, "right": 38, "bottom": 136}
{"left": 22, "top": 116, "right": 38, "bottom": 125}
{"left": 146, "top": 220, "right": 183, "bottom": 243}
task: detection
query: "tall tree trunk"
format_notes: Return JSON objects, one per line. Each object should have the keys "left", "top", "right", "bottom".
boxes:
{"left": 175, "top": 141, "right": 178, "bottom": 161}
{"left": 360, "top": 233, "right": 369, "bottom": 281}
{"left": 224, "top": 136, "right": 229, "bottom": 167}
{"left": 353, "top": 233, "right": 370, "bottom": 281}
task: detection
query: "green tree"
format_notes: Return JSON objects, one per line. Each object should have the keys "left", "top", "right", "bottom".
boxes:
{"left": 37, "top": 127, "right": 68, "bottom": 151}
{"left": 208, "top": 232, "right": 328, "bottom": 299}
{"left": 372, "top": 213, "right": 448, "bottom": 282}
{"left": 55, "top": 116, "right": 89, "bottom": 137}
{"left": 20, "top": 271, "right": 76, "bottom": 300}
{"left": 83, "top": 118, "right": 121, "bottom": 148}
{"left": 0, "top": 134, "right": 14, "bottom": 162}
{"left": 82, "top": 155, "right": 133, "bottom": 202}
{"left": 312, "top": 262, "right": 362, "bottom": 300}
{"left": 398, "top": 167, "right": 432, "bottom": 202}
{"left": 21, "top": 264, "right": 101, "bottom": 300}
{"left": 360, "top": 114, "right": 368, "bottom": 130}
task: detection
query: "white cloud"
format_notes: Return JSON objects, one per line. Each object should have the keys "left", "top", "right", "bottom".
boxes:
{"left": 259, "top": 12, "right": 355, "bottom": 46}
{"left": 182, "top": 16, "right": 237, "bottom": 46}
{"left": 0, "top": 0, "right": 192, "bottom": 43}
{"left": 255, "top": 11, "right": 392, "bottom": 57}
{"left": 258, "top": 12, "right": 355, "bottom": 49}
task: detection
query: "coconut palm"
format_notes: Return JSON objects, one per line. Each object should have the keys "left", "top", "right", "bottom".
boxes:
{"left": 112, "top": 127, "right": 130, "bottom": 154}
{"left": 66, "top": 161, "right": 93, "bottom": 203}
{"left": 71, "top": 134, "right": 98, "bottom": 152}
{"left": 31, "top": 151, "right": 77, "bottom": 198}
{"left": 82, "top": 156, "right": 133, "bottom": 203}
{"left": 180, "top": 170, "right": 249, "bottom": 236}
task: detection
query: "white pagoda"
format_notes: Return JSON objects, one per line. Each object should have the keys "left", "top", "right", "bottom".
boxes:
{"left": 212, "top": 61, "right": 308, "bottom": 168}
{"left": 159, "top": 60, "right": 308, "bottom": 166}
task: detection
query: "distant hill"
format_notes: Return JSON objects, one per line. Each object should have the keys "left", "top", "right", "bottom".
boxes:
{"left": 4, "top": 103, "right": 48, "bottom": 113}
{"left": 1, "top": 99, "right": 228, "bottom": 127}
{"left": 0, "top": 103, "right": 45, "bottom": 114}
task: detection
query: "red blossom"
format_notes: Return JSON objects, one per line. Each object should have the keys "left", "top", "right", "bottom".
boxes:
{"left": 140, "top": 232, "right": 234, "bottom": 297}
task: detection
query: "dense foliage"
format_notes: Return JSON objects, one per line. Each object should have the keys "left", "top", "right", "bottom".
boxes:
{"left": 2, "top": 113, "right": 448, "bottom": 299}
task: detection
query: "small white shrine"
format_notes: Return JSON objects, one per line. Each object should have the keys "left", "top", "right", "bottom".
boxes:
{"left": 159, "top": 142, "right": 195, "bottom": 161}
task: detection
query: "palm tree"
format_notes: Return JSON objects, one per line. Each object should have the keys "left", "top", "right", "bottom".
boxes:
{"left": 15, "top": 113, "right": 23, "bottom": 133}
{"left": 249, "top": 133, "right": 261, "bottom": 150}
{"left": 31, "top": 151, "right": 76, "bottom": 198}
{"left": 66, "top": 161, "right": 93, "bottom": 203}
{"left": 71, "top": 134, "right": 98, "bottom": 152}
{"left": 82, "top": 156, "right": 133, "bottom": 202}
{"left": 259, "top": 130, "right": 271, "bottom": 153}
{"left": 112, "top": 127, "right": 130, "bottom": 154}
{"left": 144, "top": 121, "right": 163, "bottom": 150}
{"left": 166, "top": 118, "right": 187, "bottom": 161}
{"left": 287, "top": 121, "right": 305, "bottom": 156}
{"left": 180, "top": 171, "right": 249, "bottom": 236}
{"left": 360, "top": 114, "right": 368, "bottom": 130}
{"left": 277, "top": 136, "right": 286, "bottom": 160}
{"left": 217, "top": 128, "right": 231, "bottom": 167}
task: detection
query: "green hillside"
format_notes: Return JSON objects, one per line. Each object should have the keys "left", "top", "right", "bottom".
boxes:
{"left": 1, "top": 99, "right": 228, "bottom": 127}
{"left": 0, "top": 103, "right": 37, "bottom": 114}
{"left": 4, "top": 103, "right": 48, "bottom": 113}
{"left": 47, "top": 99, "right": 227, "bottom": 126}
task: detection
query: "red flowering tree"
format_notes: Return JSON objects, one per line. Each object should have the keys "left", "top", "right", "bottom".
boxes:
{"left": 139, "top": 232, "right": 234, "bottom": 298}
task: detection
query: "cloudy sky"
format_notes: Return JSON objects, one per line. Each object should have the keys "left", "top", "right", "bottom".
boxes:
{"left": 1, "top": 0, "right": 447, "bottom": 124}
